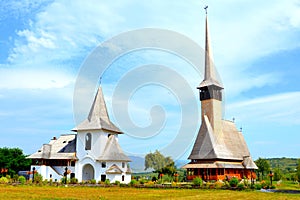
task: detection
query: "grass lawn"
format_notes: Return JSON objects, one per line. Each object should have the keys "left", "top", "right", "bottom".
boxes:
{"left": 1, "top": 185, "right": 300, "bottom": 200}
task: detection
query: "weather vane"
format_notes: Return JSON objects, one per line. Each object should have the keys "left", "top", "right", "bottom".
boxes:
{"left": 204, "top": 5, "right": 208, "bottom": 14}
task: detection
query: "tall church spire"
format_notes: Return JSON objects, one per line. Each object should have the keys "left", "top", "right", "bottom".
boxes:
{"left": 198, "top": 7, "right": 223, "bottom": 90}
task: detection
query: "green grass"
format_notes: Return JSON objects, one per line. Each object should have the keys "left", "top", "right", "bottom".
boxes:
{"left": 1, "top": 185, "right": 300, "bottom": 200}
{"left": 275, "top": 181, "right": 300, "bottom": 190}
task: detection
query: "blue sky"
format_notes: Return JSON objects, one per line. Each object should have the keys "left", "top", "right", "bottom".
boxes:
{"left": 0, "top": 0, "right": 300, "bottom": 161}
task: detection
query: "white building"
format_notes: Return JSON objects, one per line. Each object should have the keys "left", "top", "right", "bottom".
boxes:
{"left": 27, "top": 87, "right": 132, "bottom": 183}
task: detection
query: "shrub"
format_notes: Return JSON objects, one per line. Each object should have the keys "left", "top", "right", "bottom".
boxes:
{"left": 60, "top": 177, "right": 68, "bottom": 184}
{"left": 255, "top": 183, "right": 262, "bottom": 190}
{"left": 13, "top": 174, "right": 19, "bottom": 182}
{"left": 33, "top": 173, "right": 43, "bottom": 184}
{"left": 0, "top": 177, "right": 9, "bottom": 184}
{"left": 261, "top": 180, "right": 270, "bottom": 189}
{"left": 114, "top": 180, "right": 120, "bottom": 186}
{"left": 229, "top": 177, "right": 239, "bottom": 187}
{"left": 70, "top": 177, "right": 78, "bottom": 184}
{"left": 18, "top": 176, "right": 26, "bottom": 185}
{"left": 151, "top": 176, "right": 157, "bottom": 182}
{"left": 270, "top": 185, "right": 276, "bottom": 189}
{"left": 192, "top": 177, "right": 202, "bottom": 187}
{"left": 129, "top": 179, "right": 138, "bottom": 186}
{"left": 215, "top": 181, "right": 224, "bottom": 189}
{"left": 237, "top": 183, "right": 245, "bottom": 190}
{"left": 90, "top": 179, "right": 96, "bottom": 184}
{"left": 104, "top": 179, "right": 110, "bottom": 185}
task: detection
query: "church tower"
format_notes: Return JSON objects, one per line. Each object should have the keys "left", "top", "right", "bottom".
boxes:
{"left": 183, "top": 8, "right": 257, "bottom": 181}
{"left": 197, "top": 11, "right": 224, "bottom": 136}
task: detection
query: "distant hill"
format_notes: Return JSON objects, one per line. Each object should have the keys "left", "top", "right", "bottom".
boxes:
{"left": 266, "top": 157, "right": 299, "bottom": 173}
{"left": 129, "top": 156, "right": 153, "bottom": 173}
{"left": 129, "top": 156, "right": 188, "bottom": 173}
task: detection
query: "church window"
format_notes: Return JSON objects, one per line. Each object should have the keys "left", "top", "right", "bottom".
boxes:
{"left": 101, "top": 175, "right": 106, "bottom": 182}
{"left": 102, "top": 162, "right": 106, "bottom": 168}
{"left": 85, "top": 133, "right": 92, "bottom": 150}
{"left": 122, "top": 162, "right": 125, "bottom": 168}
{"left": 122, "top": 175, "right": 125, "bottom": 182}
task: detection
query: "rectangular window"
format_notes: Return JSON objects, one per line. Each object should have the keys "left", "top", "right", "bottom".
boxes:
{"left": 102, "top": 162, "right": 106, "bottom": 168}
{"left": 122, "top": 162, "right": 125, "bottom": 168}
{"left": 101, "top": 175, "right": 106, "bottom": 182}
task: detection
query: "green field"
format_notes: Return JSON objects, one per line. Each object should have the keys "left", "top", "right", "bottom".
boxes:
{"left": 1, "top": 185, "right": 300, "bottom": 200}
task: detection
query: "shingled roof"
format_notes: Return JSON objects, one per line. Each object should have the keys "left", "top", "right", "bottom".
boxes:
{"left": 72, "top": 87, "right": 122, "bottom": 133}
{"left": 188, "top": 116, "right": 254, "bottom": 162}
{"left": 97, "top": 134, "right": 131, "bottom": 162}
{"left": 27, "top": 134, "right": 77, "bottom": 160}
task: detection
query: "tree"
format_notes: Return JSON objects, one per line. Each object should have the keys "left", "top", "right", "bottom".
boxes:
{"left": 0, "top": 147, "right": 31, "bottom": 176}
{"left": 144, "top": 150, "right": 176, "bottom": 177}
{"left": 255, "top": 158, "right": 270, "bottom": 180}
{"left": 273, "top": 168, "right": 283, "bottom": 181}
{"left": 297, "top": 159, "right": 300, "bottom": 181}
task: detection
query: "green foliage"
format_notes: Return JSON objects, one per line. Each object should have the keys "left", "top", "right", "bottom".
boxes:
{"left": 229, "top": 177, "right": 239, "bottom": 187}
{"left": 13, "top": 174, "right": 19, "bottom": 182}
{"left": 254, "top": 183, "right": 262, "bottom": 190}
{"left": 255, "top": 158, "right": 270, "bottom": 180}
{"left": 90, "top": 179, "right": 96, "bottom": 184}
{"left": 104, "top": 179, "right": 110, "bottom": 185}
{"left": 129, "top": 179, "right": 138, "bottom": 186}
{"left": 60, "top": 177, "right": 67, "bottom": 184}
{"left": 69, "top": 177, "right": 78, "bottom": 184}
{"left": 297, "top": 159, "right": 300, "bottom": 181}
{"left": 114, "top": 180, "right": 120, "bottom": 186}
{"left": 192, "top": 177, "right": 202, "bottom": 186}
{"left": 33, "top": 173, "right": 43, "bottom": 184}
{"left": 261, "top": 180, "right": 270, "bottom": 189}
{"left": 0, "top": 177, "right": 9, "bottom": 184}
{"left": 0, "top": 147, "right": 31, "bottom": 176}
{"left": 18, "top": 176, "right": 26, "bottom": 185}
{"left": 237, "top": 183, "right": 245, "bottom": 190}
{"left": 273, "top": 168, "right": 283, "bottom": 181}
{"left": 144, "top": 150, "right": 176, "bottom": 177}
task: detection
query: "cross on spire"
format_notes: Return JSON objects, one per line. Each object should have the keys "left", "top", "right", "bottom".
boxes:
{"left": 204, "top": 5, "right": 208, "bottom": 14}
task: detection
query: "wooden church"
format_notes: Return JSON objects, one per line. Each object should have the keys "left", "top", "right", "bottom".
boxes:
{"left": 183, "top": 11, "right": 257, "bottom": 181}
{"left": 27, "top": 87, "right": 132, "bottom": 183}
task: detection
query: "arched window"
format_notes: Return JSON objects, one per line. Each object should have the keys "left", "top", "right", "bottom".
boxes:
{"left": 85, "top": 133, "right": 92, "bottom": 150}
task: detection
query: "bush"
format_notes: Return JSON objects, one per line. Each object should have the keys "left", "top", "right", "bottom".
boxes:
{"left": 60, "top": 177, "right": 68, "bottom": 184}
{"left": 33, "top": 173, "right": 43, "bottom": 184}
{"left": 229, "top": 177, "right": 239, "bottom": 187}
{"left": 139, "top": 179, "right": 146, "bottom": 185}
{"left": 90, "top": 179, "right": 96, "bottom": 184}
{"left": 237, "top": 183, "right": 245, "bottom": 190}
{"left": 129, "top": 179, "right": 138, "bottom": 186}
{"left": 0, "top": 177, "right": 9, "bottom": 184}
{"left": 18, "top": 176, "right": 26, "bottom": 185}
{"left": 104, "top": 179, "right": 110, "bottom": 185}
{"left": 192, "top": 177, "right": 202, "bottom": 187}
{"left": 255, "top": 183, "right": 262, "bottom": 190}
{"left": 70, "top": 177, "right": 78, "bottom": 184}
{"left": 261, "top": 180, "right": 270, "bottom": 189}
{"left": 114, "top": 180, "right": 120, "bottom": 186}
{"left": 13, "top": 174, "right": 19, "bottom": 182}
{"left": 270, "top": 185, "right": 276, "bottom": 189}
{"left": 151, "top": 176, "right": 157, "bottom": 182}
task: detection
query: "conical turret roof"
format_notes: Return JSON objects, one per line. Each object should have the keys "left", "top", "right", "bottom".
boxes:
{"left": 72, "top": 87, "right": 122, "bottom": 133}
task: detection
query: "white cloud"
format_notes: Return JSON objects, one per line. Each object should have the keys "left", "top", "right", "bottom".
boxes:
{"left": 227, "top": 92, "right": 300, "bottom": 125}
{"left": 0, "top": 68, "right": 74, "bottom": 89}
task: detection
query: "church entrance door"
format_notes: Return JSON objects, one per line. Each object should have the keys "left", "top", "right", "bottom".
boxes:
{"left": 82, "top": 164, "right": 94, "bottom": 180}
